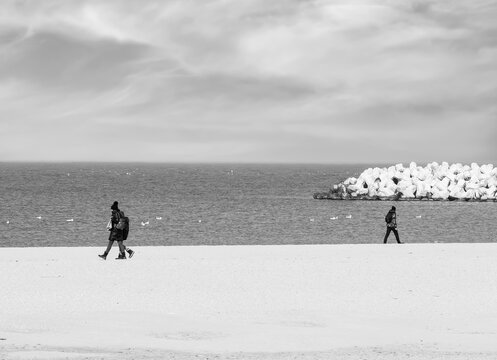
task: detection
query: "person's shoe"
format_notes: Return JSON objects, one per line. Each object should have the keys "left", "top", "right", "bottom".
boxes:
{"left": 98, "top": 254, "right": 107, "bottom": 260}
{"left": 127, "top": 249, "right": 135, "bottom": 258}
{"left": 116, "top": 253, "right": 126, "bottom": 260}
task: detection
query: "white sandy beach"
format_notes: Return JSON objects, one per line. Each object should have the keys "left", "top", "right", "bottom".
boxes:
{"left": 1, "top": 244, "right": 497, "bottom": 359}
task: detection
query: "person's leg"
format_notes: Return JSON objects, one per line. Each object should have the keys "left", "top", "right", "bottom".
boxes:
{"left": 383, "top": 227, "right": 391, "bottom": 243}
{"left": 104, "top": 240, "right": 113, "bottom": 254}
{"left": 99, "top": 240, "right": 114, "bottom": 259}
{"left": 126, "top": 246, "right": 135, "bottom": 258}
{"left": 122, "top": 229, "right": 134, "bottom": 258}
{"left": 393, "top": 229, "right": 401, "bottom": 243}
{"left": 117, "top": 241, "right": 126, "bottom": 258}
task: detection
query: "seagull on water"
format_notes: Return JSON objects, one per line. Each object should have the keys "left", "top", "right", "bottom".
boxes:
{"left": 141, "top": 221, "right": 150, "bottom": 226}
{"left": 345, "top": 214, "right": 352, "bottom": 219}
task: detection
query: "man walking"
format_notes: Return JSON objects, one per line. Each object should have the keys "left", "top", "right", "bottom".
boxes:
{"left": 384, "top": 206, "right": 402, "bottom": 244}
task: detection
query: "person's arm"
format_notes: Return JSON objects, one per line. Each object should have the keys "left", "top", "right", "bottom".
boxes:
{"left": 111, "top": 210, "right": 119, "bottom": 228}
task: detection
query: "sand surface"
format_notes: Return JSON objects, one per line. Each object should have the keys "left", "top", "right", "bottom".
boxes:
{"left": 1, "top": 244, "right": 497, "bottom": 359}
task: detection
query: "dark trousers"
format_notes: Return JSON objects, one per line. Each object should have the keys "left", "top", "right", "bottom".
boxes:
{"left": 384, "top": 227, "right": 401, "bottom": 243}
{"left": 103, "top": 240, "right": 126, "bottom": 255}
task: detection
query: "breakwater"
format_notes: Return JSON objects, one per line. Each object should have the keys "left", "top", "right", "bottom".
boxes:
{"left": 314, "top": 162, "right": 497, "bottom": 201}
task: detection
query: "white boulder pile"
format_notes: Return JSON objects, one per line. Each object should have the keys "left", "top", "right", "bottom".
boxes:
{"left": 314, "top": 162, "right": 497, "bottom": 201}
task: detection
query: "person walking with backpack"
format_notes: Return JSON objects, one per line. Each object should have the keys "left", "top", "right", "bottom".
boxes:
{"left": 98, "top": 201, "right": 134, "bottom": 260}
{"left": 120, "top": 209, "right": 134, "bottom": 258}
{"left": 383, "top": 206, "right": 402, "bottom": 244}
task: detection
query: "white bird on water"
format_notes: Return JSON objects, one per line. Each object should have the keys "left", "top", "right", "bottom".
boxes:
{"left": 6, "top": 220, "right": 9, "bottom": 224}
{"left": 416, "top": 215, "right": 422, "bottom": 219}
{"left": 36, "top": 216, "right": 42, "bottom": 220}
{"left": 156, "top": 217, "right": 162, "bottom": 220}
{"left": 330, "top": 216, "right": 338, "bottom": 220}
{"left": 141, "top": 221, "right": 150, "bottom": 226}
{"left": 345, "top": 214, "right": 352, "bottom": 219}
{"left": 66, "top": 219, "right": 74, "bottom": 222}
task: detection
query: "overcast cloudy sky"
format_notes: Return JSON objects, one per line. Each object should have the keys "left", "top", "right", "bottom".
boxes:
{"left": 0, "top": 0, "right": 496, "bottom": 164}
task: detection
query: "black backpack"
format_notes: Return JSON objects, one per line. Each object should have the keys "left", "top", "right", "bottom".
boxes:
{"left": 116, "top": 211, "right": 129, "bottom": 231}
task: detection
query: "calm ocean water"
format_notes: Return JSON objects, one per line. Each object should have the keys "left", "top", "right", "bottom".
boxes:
{"left": 0, "top": 163, "right": 496, "bottom": 247}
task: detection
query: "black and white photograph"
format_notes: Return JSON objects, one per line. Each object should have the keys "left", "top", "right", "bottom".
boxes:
{"left": 1, "top": 0, "right": 497, "bottom": 359}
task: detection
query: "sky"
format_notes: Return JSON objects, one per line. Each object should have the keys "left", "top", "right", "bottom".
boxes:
{"left": 0, "top": 0, "right": 496, "bottom": 164}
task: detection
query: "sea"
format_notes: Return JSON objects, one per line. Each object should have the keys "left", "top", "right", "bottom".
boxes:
{"left": 1, "top": 163, "right": 496, "bottom": 247}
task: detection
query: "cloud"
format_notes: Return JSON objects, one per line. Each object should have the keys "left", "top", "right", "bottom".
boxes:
{"left": 0, "top": 29, "right": 153, "bottom": 91}
{"left": 0, "top": 0, "right": 496, "bottom": 163}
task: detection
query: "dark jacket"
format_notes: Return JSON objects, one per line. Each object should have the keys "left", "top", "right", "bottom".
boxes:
{"left": 108, "top": 209, "right": 124, "bottom": 241}
{"left": 385, "top": 210, "right": 397, "bottom": 228}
